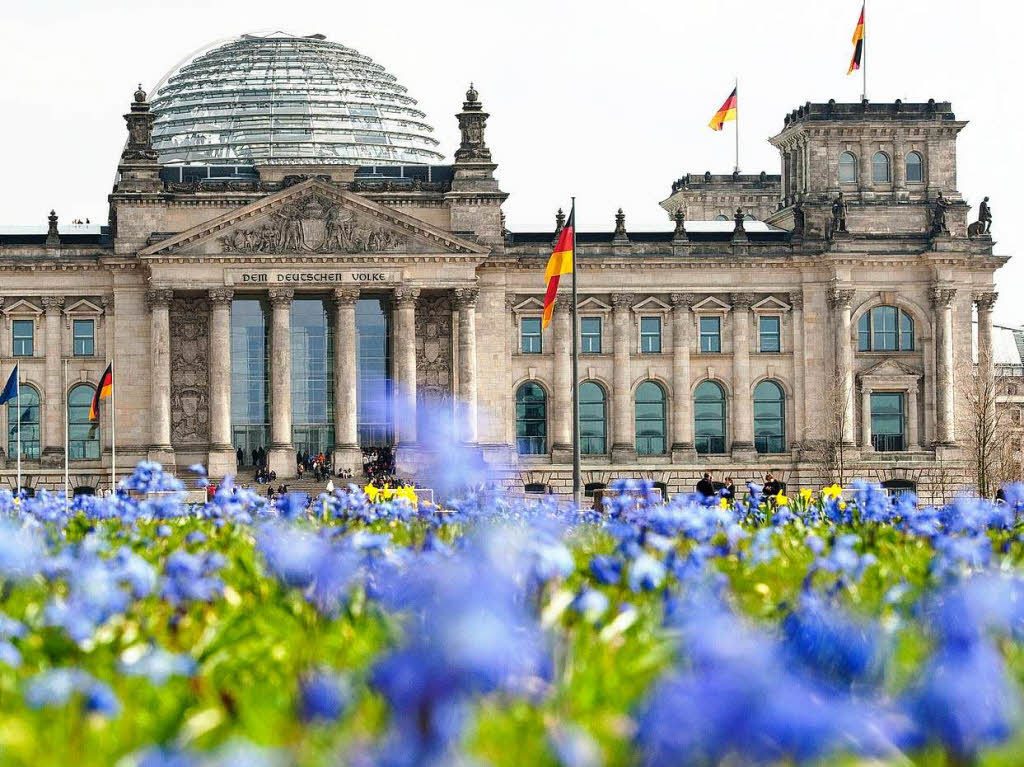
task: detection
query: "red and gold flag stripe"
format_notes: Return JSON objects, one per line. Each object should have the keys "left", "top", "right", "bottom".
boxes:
{"left": 89, "top": 363, "right": 113, "bottom": 421}
{"left": 542, "top": 206, "right": 575, "bottom": 329}
{"left": 847, "top": 4, "right": 865, "bottom": 75}
{"left": 708, "top": 87, "right": 737, "bottom": 131}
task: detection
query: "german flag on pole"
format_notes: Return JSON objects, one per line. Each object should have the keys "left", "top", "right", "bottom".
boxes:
{"left": 708, "top": 87, "right": 737, "bottom": 131}
{"left": 542, "top": 205, "right": 574, "bottom": 329}
{"left": 89, "top": 363, "right": 113, "bottom": 421}
{"left": 847, "top": 3, "right": 865, "bottom": 75}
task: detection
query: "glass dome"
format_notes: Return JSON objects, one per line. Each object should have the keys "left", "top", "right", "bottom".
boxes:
{"left": 150, "top": 32, "right": 445, "bottom": 166}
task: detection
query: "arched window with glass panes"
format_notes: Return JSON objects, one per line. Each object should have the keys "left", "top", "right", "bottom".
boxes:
{"left": 514, "top": 382, "right": 547, "bottom": 455}
{"left": 872, "top": 152, "right": 891, "bottom": 183}
{"left": 579, "top": 382, "right": 607, "bottom": 455}
{"left": 635, "top": 381, "right": 666, "bottom": 455}
{"left": 753, "top": 381, "right": 786, "bottom": 453}
{"left": 68, "top": 384, "right": 100, "bottom": 460}
{"left": 694, "top": 381, "right": 726, "bottom": 455}
{"left": 905, "top": 151, "right": 924, "bottom": 183}
{"left": 839, "top": 152, "right": 858, "bottom": 183}
{"left": 858, "top": 306, "right": 915, "bottom": 351}
{"left": 6, "top": 384, "right": 40, "bottom": 460}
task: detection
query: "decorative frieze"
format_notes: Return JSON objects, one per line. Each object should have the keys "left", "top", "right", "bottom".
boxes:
{"left": 169, "top": 296, "right": 210, "bottom": 445}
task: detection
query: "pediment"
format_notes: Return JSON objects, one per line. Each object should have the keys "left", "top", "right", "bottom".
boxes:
{"left": 513, "top": 297, "right": 545, "bottom": 313}
{"left": 631, "top": 296, "right": 672, "bottom": 313}
{"left": 2, "top": 299, "right": 42, "bottom": 316}
{"left": 752, "top": 296, "right": 791, "bottom": 313}
{"left": 859, "top": 358, "right": 921, "bottom": 379}
{"left": 139, "top": 179, "right": 489, "bottom": 258}
{"left": 691, "top": 295, "right": 731, "bottom": 313}
{"left": 63, "top": 299, "right": 104, "bottom": 316}
{"left": 577, "top": 297, "right": 612, "bottom": 313}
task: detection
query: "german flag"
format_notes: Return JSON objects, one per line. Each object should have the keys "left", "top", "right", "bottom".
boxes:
{"left": 89, "top": 363, "right": 113, "bottom": 421}
{"left": 708, "top": 87, "right": 737, "bottom": 131}
{"left": 542, "top": 205, "right": 574, "bottom": 329}
{"left": 847, "top": 3, "right": 865, "bottom": 75}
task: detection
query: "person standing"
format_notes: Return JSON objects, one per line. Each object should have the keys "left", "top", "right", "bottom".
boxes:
{"left": 721, "top": 476, "right": 736, "bottom": 501}
{"left": 763, "top": 472, "right": 782, "bottom": 498}
{"left": 696, "top": 472, "right": 715, "bottom": 498}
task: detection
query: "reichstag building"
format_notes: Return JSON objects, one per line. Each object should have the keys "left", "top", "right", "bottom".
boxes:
{"left": 0, "top": 32, "right": 1006, "bottom": 500}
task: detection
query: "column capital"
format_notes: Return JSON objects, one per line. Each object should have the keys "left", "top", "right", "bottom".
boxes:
{"left": 394, "top": 287, "right": 421, "bottom": 306}
{"left": 610, "top": 292, "right": 634, "bottom": 311}
{"left": 827, "top": 285, "right": 855, "bottom": 310}
{"left": 552, "top": 295, "right": 573, "bottom": 315}
{"left": 101, "top": 294, "right": 114, "bottom": 313}
{"left": 145, "top": 288, "right": 173, "bottom": 310}
{"left": 729, "top": 292, "right": 757, "bottom": 311}
{"left": 973, "top": 291, "right": 998, "bottom": 310}
{"left": 789, "top": 290, "right": 804, "bottom": 310}
{"left": 332, "top": 287, "right": 360, "bottom": 306}
{"left": 670, "top": 292, "right": 699, "bottom": 310}
{"left": 208, "top": 287, "right": 234, "bottom": 306}
{"left": 41, "top": 295, "right": 65, "bottom": 314}
{"left": 929, "top": 285, "right": 957, "bottom": 309}
{"left": 453, "top": 287, "right": 479, "bottom": 309}
{"left": 267, "top": 287, "right": 294, "bottom": 307}
{"left": 504, "top": 293, "right": 517, "bottom": 313}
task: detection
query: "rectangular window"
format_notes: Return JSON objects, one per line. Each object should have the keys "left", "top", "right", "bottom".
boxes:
{"left": 872, "top": 306, "right": 898, "bottom": 351}
{"left": 520, "top": 317, "right": 542, "bottom": 354}
{"left": 640, "top": 316, "right": 662, "bottom": 353}
{"left": 12, "top": 320, "right": 33, "bottom": 357}
{"left": 581, "top": 317, "right": 602, "bottom": 354}
{"left": 870, "top": 392, "right": 905, "bottom": 452}
{"left": 758, "top": 316, "right": 781, "bottom": 353}
{"left": 73, "top": 319, "right": 95, "bottom": 357}
{"left": 699, "top": 316, "right": 721, "bottom": 353}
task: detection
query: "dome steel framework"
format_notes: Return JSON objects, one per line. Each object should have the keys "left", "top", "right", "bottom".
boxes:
{"left": 150, "top": 32, "right": 444, "bottom": 166}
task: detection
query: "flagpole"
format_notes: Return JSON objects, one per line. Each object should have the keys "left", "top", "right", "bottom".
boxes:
{"left": 570, "top": 196, "right": 582, "bottom": 508}
{"left": 64, "top": 359, "right": 69, "bottom": 515}
{"left": 734, "top": 77, "right": 740, "bottom": 173}
{"left": 15, "top": 365, "right": 21, "bottom": 496}
{"left": 110, "top": 357, "right": 116, "bottom": 494}
{"left": 862, "top": 0, "right": 867, "bottom": 101}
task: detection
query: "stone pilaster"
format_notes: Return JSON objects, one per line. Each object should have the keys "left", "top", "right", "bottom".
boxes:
{"left": 550, "top": 296, "right": 573, "bottom": 462}
{"left": 730, "top": 292, "right": 756, "bottom": 456}
{"left": 670, "top": 293, "right": 697, "bottom": 460}
{"left": 146, "top": 288, "right": 175, "bottom": 468}
{"left": 393, "top": 287, "right": 420, "bottom": 447}
{"left": 454, "top": 287, "right": 479, "bottom": 444}
{"left": 860, "top": 384, "right": 873, "bottom": 450}
{"left": 266, "top": 287, "right": 295, "bottom": 478}
{"left": 907, "top": 385, "right": 921, "bottom": 450}
{"left": 207, "top": 288, "right": 235, "bottom": 476}
{"left": 931, "top": 285, "right": 957, "bottom": 445}
{"left": 610, "top": 293, "right": 635, "bottom": 461}
{"left": 828, "top": 285, "right": 857, "bottom": 445}
{"left": 789, "top": 290, "right": 806, "bottom": 449}
{"left": 40, "top": 296, "right": 64, "bottom": 466}
{"left": 332, "top": 288, "right": 361, "bottom": 474}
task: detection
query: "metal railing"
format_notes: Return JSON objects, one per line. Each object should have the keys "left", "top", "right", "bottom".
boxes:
{"left": 871, "top": 433, "right": 905, "bottom": 452}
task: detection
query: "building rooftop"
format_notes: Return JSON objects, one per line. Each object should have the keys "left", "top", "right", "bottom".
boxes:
{"left": 782, "top": 99, "right": 957, "bottom": 129}
{"left": 149, "top": 32, "right": 445, "bottom": 167}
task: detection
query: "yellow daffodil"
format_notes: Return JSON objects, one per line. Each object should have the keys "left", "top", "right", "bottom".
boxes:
{"left": 822, "top": 484, "right": 843, "bottom": 500}
{"left": 363, "top": 484, "right": 379, "bottom": 503}
{"left": 775, "top": 491, "right": 789, "bottom": 507}
{"left": 719, "top": 496, "right": 729, "bottom": 509}
{"left": 799, "top": 488, "right": 812, "bottom": 503}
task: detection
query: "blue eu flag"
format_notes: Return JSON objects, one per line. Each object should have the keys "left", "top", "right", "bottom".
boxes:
{"left": 0, "top": 365, "right": 18, "bottom": 407}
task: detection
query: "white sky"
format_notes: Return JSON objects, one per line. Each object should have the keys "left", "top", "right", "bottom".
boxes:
{"left": 1, "top": 0, "right": 1020, "bottom": 325}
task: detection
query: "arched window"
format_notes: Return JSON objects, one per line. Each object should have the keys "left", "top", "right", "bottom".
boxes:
{"left": 857, "top": 306, "right": 915, "bottom": 351}
{"left": 694, "top": 381, "right": 726, "bottom": 455}
{"left": 579, "top": 382, "right": 607, "bottom": 455}
{"left": 715, "top": 214, "right": 729, "bottom": 221}
{"left": 635, "top": 382, "right": 667, "bottom": 455}
{"left": 839, "top": 152, "right": 858, "bottom": 183}
{"left": 905, "top": 151, "right": 923, "bottom": 183}
{"left": 753, "top": 381, "right": 786, "bottom": 453}
{"left": 6, "top": 384, "right": 40, "bottom": 460}
{"left": 68, "top": 384, "right": 100, "bottom": 460}
{"left": 515, "top": 382, "right": 547, "bottom": 455}
{"left": 872, "top": 152, "right": 891, "bottom": 183}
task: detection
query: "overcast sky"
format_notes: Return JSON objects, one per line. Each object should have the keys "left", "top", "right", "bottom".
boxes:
{"left": 1, "top": 0, "right": 1019, "bottom": 325}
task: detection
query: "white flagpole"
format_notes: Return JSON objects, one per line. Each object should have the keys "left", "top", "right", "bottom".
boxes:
{"left": 110, "top": 359, "right": 116, "bottom": 494}
{"left": 15, "top": 364, "right": 21, "bottom": 495}
{"left": 64, "top": 359, "right": 69, "bottom": 514}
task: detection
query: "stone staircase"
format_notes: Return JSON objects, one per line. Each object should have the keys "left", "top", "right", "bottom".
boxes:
{"left": 212, "top": 468, "right": 360, "bottom": 497}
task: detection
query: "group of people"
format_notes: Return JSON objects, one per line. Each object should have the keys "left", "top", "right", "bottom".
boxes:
{"left": 695, "top": 471, "right": 784, "bottom": 501}
{"left": 296, "top": 451, "right": 330, "bottom": 482}
{"left": 240, "top": 446, "right": 267, "bottom": 468}
{"left": 363, "top": 446, "right": 402, "bottom": 487}
{"left": 254, "top": 465, "right": 277, "bottom": 484}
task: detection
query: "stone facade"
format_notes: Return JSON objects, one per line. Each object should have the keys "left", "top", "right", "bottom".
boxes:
{"left": 0, "top": 86, "right": 1008, "bottom": 504}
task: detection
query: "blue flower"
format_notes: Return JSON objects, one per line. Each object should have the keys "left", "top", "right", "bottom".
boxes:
{"left": 628, "top": 553, "right": 666, "bottom": 592}
{"left": 781, "top": 594, "right": 883, "bottom": 685}
{"left": 0, "top": 518, "right": 44, "bottom": 580}
{"left": 588, "top": 555, "right": 622, "bottom": 585}
{"left": 119, "top": 645, "right": 197, "bottom": 683}
{"left": 0, "top": 641, "right": 22, "bottom": 668}
{"left": 24, "top": 668, "right": 93, "bottom": 708}
{"left": 298, "top": 671, "right": 352, "bottom": 723}
{"left": 84, "top": 681, "right": 120, "bottom": 717}
{"left": 548, "top": 722, "right": 603, "bottom": 767}
{"left": 187, "top": 463, "right": 207, "bottom": 476}
{"left": 570, "top": 588, "right": 609, "bottom": 622}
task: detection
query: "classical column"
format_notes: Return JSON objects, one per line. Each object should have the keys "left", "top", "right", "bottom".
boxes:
{"left": 266, "top": 287, "right": 295, "bottom": 478}
{"left": 893, "top": 133, "right": 907, "bottom": 191}
{"left": 332, "top": 288, "right": 361, "bottom": 473}
{"left": 551, "top": 296, "right": 573, "bottom": 461}
{"left": 393, "top": 287, "right": 420, "bottom": 445}
{"left": 39, "top": 296, "right": 64, "bottom": 465}
{"left": 931, "top": 285, "right": 957, "bottom": 445}
{"left": 860, "top": 384, "right": 873, "bottom": 450}
{"left": 975, "top": 291, "right": 998, "bottom": 394}
{"left": 207, "top": 288, "right": 235, "bottom": 475}
{"left": 454, "top": 287, "right": 479, "bottom": 444}
{"left": 730, "top": 293, "right": 756, "bottom": 455}
{"left": 907, "top": 383, "right": 921, "bottom": 450}
{"left": 146, "top": 288, "right": 175, "bottom": 465}
{"left": 670, "top": 293, "right": 696, "bottom": 459}
{"left": 827, "top": 285, "right": 856, "bottom": 444}
{"left": 611, "top": 293, "right": 635, "bottom": 462}
{"left": 790, "top": 290, "right": 806, "bottom": 448}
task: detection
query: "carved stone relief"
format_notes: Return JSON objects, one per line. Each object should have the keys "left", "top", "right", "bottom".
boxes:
{"left": 217, "top": 192, "right": 407, "bottom": 254}
{"left": 415, "top": 293, "right": 454, "bottom": 428}
{"left": 170, "top": 297, "right": 210, "bottom": 445}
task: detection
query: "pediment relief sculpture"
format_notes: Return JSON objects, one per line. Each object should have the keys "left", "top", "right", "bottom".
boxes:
{"left": 217, "top": 193, "right": 408, "bottom": 255}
